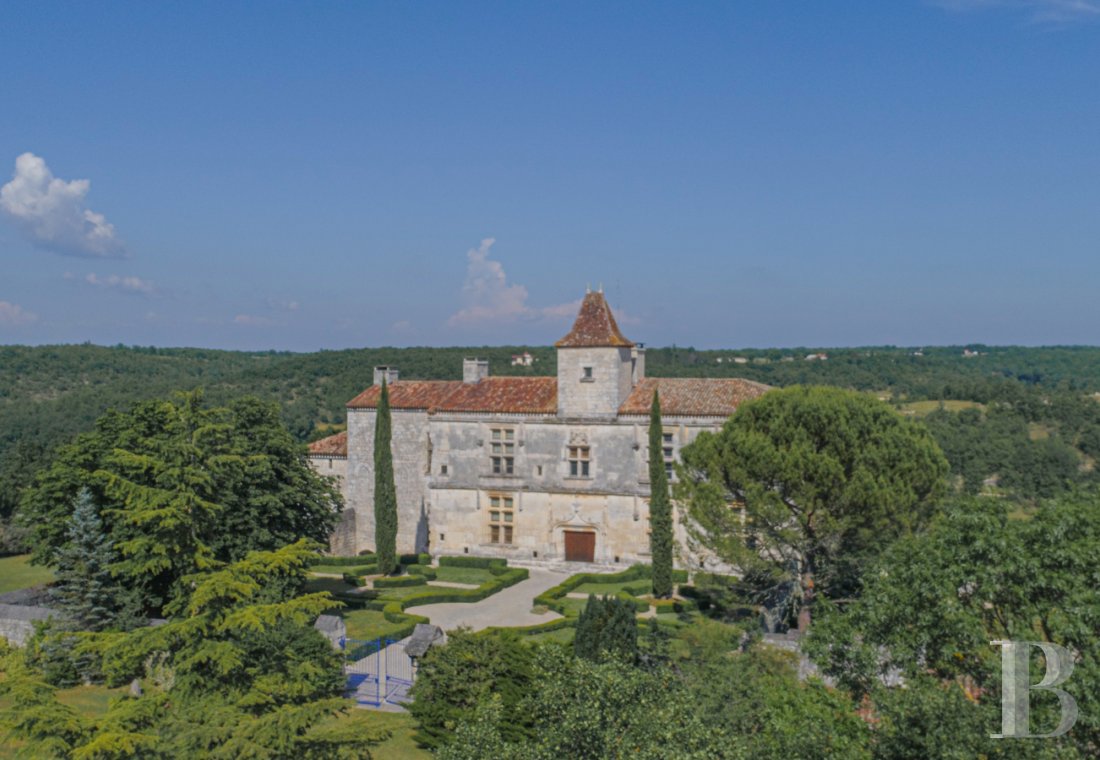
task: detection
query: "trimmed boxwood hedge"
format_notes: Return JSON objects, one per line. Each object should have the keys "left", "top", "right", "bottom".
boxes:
{"left": 399, "top": 552, "right": 432, "bottom": 566}
{"left": 310, "top": 555, "right": 378, "bottom": 567}
{"left": 437, "top": 555, "right": 509, "bottom": 571}
{"left": 651, "top": 598, "right": 698, "bottom": 614}
{"left": 342, "top": 572, "right": 367, "bottom": 587}
{"left": 332, "top": 562, "right": 530, "bottom": 639}
{"left": 535, "top": 564, "right": 649, "bottom": 615}
{"left": 374, "top": 575, "right": 428, "bottom": 589}
{"left": 406, "top": 565, "right": 438, "bottom": 579}
{"left": 533, "top": 564, "right": 691, "bottom": 616}
{"left": 481, "top": 616, "right": 577, "bottom": 637}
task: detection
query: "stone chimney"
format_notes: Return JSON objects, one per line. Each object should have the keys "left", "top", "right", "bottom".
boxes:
{"left": 631, "top": 343, "right": 646, "bottom": 386}
{"left": 463, "top": 358, "right": 489, "bottom": 384}
{"left": 373, "top": 366, "right": 399, "bottom": 386}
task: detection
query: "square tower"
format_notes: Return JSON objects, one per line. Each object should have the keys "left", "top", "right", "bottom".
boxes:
{"left": 555, "top": 288, "right": 641, "bottom": 418}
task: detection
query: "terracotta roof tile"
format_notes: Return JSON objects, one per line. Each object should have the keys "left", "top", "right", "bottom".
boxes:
{"left": 308, "top": 431, "right": 348, "bottom": 457}
{"left": 555, "top": 291, "right": 634, "bottom": 348}
{"left": 619, "top": 377, "right": 771, "bottom": 417}
{"left": 347, "top": 377, "right": 557, "bottom": 414}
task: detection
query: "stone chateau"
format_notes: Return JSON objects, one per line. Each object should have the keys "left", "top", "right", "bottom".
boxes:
{"left": 308, "top": 289, "right": 769, "bottom": 566}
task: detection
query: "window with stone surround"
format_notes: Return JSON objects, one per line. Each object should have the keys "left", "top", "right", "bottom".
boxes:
{"left": 490, "top": 428, "right": 515, "bottom": 475}
{"left": 662, "top": 432, "right": 675, "bottom": 479}
{"left": 489, "top": 494, "right": 514, "bottom": 544}
{"left": 568, "top": 445, "right": 591, "bottom": 477}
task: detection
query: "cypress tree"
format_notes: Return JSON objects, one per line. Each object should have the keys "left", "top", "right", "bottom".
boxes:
{"left": 574, "top": 595, "right": 637, "bottom": 663}
{"left": 374, "top": 379, "right": 398, "bottom": 575}
{"left": 648, "top": 390, "right": 674, "bottom": 598}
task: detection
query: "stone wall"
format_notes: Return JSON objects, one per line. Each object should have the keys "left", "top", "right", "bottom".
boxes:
{"left": 0, "top": 603, "right": 56, "bottom": 646}
{"left": 343, "top": 387, "right": 727, "bottom": 565}
{"left": 556, "top": 346, "right": 634, "bottom": 418}
{"left": 346, "top": 408, "right": 431, "bottom": 555}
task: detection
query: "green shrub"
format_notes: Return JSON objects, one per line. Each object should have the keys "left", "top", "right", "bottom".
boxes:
{"left": 310, "top": 555, "right": 376, "bottom": 567}
{"left": 407, "top": 565, "right": 438, "bottom": 579}
{"left": 342, "top": 572, "right": 365, "bottom": 587}
{"left": 651, "top": 598, "right": 697, "bottom": 614}
{"left": 398, "top": 552, "right": 431, "bottom": 566}
{"left": 535, "top": 565, "right": 653, "bottom": 616}
{"left": 374, "top": 575, "right": 427, "bottom": 589}
{"left": 438, "top": 555, "right": 508, "bottom": 571}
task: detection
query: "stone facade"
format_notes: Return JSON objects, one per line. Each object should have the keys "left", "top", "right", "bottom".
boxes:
{"left": 308, "top": 289, "right": 770, "bottom": 567}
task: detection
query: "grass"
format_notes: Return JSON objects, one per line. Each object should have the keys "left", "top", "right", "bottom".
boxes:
{"left": 55, "top": 684, "right": 126, "bottom": 715}
{"left": 343, "top": 609, "right": 415, "bottom": 641}
{"left": 526, "top": 627, "right": 576, "bottom": 645}
{"left": 0, "top": 554, "right": 54, "bottom": 594}
{"left": 432, "top": 566, "right": 494, "bottom": 585}
{"left": 336, "top": 709, "right": 429, "bottom": 759}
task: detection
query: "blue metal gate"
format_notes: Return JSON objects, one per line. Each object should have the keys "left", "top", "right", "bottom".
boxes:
{"left": 344, "top": 637, "right": 415, "bottom": 708}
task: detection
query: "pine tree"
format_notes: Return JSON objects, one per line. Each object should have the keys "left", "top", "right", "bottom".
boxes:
{"left": 648, "top": 390, "right": 674, "bottom": 598}
{"left": 50, "top": 489, "right": 132, "bottom": 632}
{"left": 374, "top": 379, "right": 399, "bottom": 575}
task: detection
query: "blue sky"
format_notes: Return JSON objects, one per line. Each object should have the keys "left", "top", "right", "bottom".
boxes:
{"left": 2, "top": 1, "right": 1099, "bottom": 350}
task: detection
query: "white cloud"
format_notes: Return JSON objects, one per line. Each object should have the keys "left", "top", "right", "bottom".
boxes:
{"left": 234, "top": 314, "right": 275, "bottom": 327}
{"left": 266, "top": 298, "right": 300, "bottom": 312}
{"left": 447, "top": 239, "right": 587, "bottom": 327}
{"left": 934, "top": 0, "right": 1100, "bottom": 22}
{"left": 0, "top": 300, "right": 37, "bottom": 326}
{"left": 76, "top": 272, "right": 156, "bottom": 296}
{"left": 0, "top": 152, "right": 125, "bottom": 257}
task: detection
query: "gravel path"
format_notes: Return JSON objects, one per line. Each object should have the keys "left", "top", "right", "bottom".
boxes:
{"left": 404, "top": 568, "right": 566, "bottom": 631}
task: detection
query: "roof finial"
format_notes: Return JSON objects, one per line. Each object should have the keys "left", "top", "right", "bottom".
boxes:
{"left": 598, "top": 282, "right": 603, "bottom": 294}
{"left": 586, "top": 283, "right": 591, "bottom": 294}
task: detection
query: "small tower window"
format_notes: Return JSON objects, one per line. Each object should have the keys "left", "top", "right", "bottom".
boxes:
{"left": 581, "top": 366, "right": 594, "bottom": 382}
{"left": 568, "top": 446, "right": 591, "bottom": 477}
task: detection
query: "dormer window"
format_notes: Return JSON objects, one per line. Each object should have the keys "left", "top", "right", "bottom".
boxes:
{"left": 581, "top": 366, "right": 594, "bottom": 382}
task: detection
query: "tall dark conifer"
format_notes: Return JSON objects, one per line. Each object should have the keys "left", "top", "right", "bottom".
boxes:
{"left": 649, "top": 390, "right": 673, "bottom": 598}
{"left": 373, "top": 379, "right": 398, "bottom": 575}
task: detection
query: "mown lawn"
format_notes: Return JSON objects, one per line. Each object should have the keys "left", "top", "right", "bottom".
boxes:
{"left": 0, "top": 554, "right": 54, "bottom": 594}
{"left": 432, "top": 566, "right": 493, "bottom": 585}
{"left": 526, "top": 626, "right": 576, "bottom": 645}
{"left": 343, "top": 609, "right": 415, "bottom": 641}
{"left": 335, "top": 709, "right": 429, "bottom": 759}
